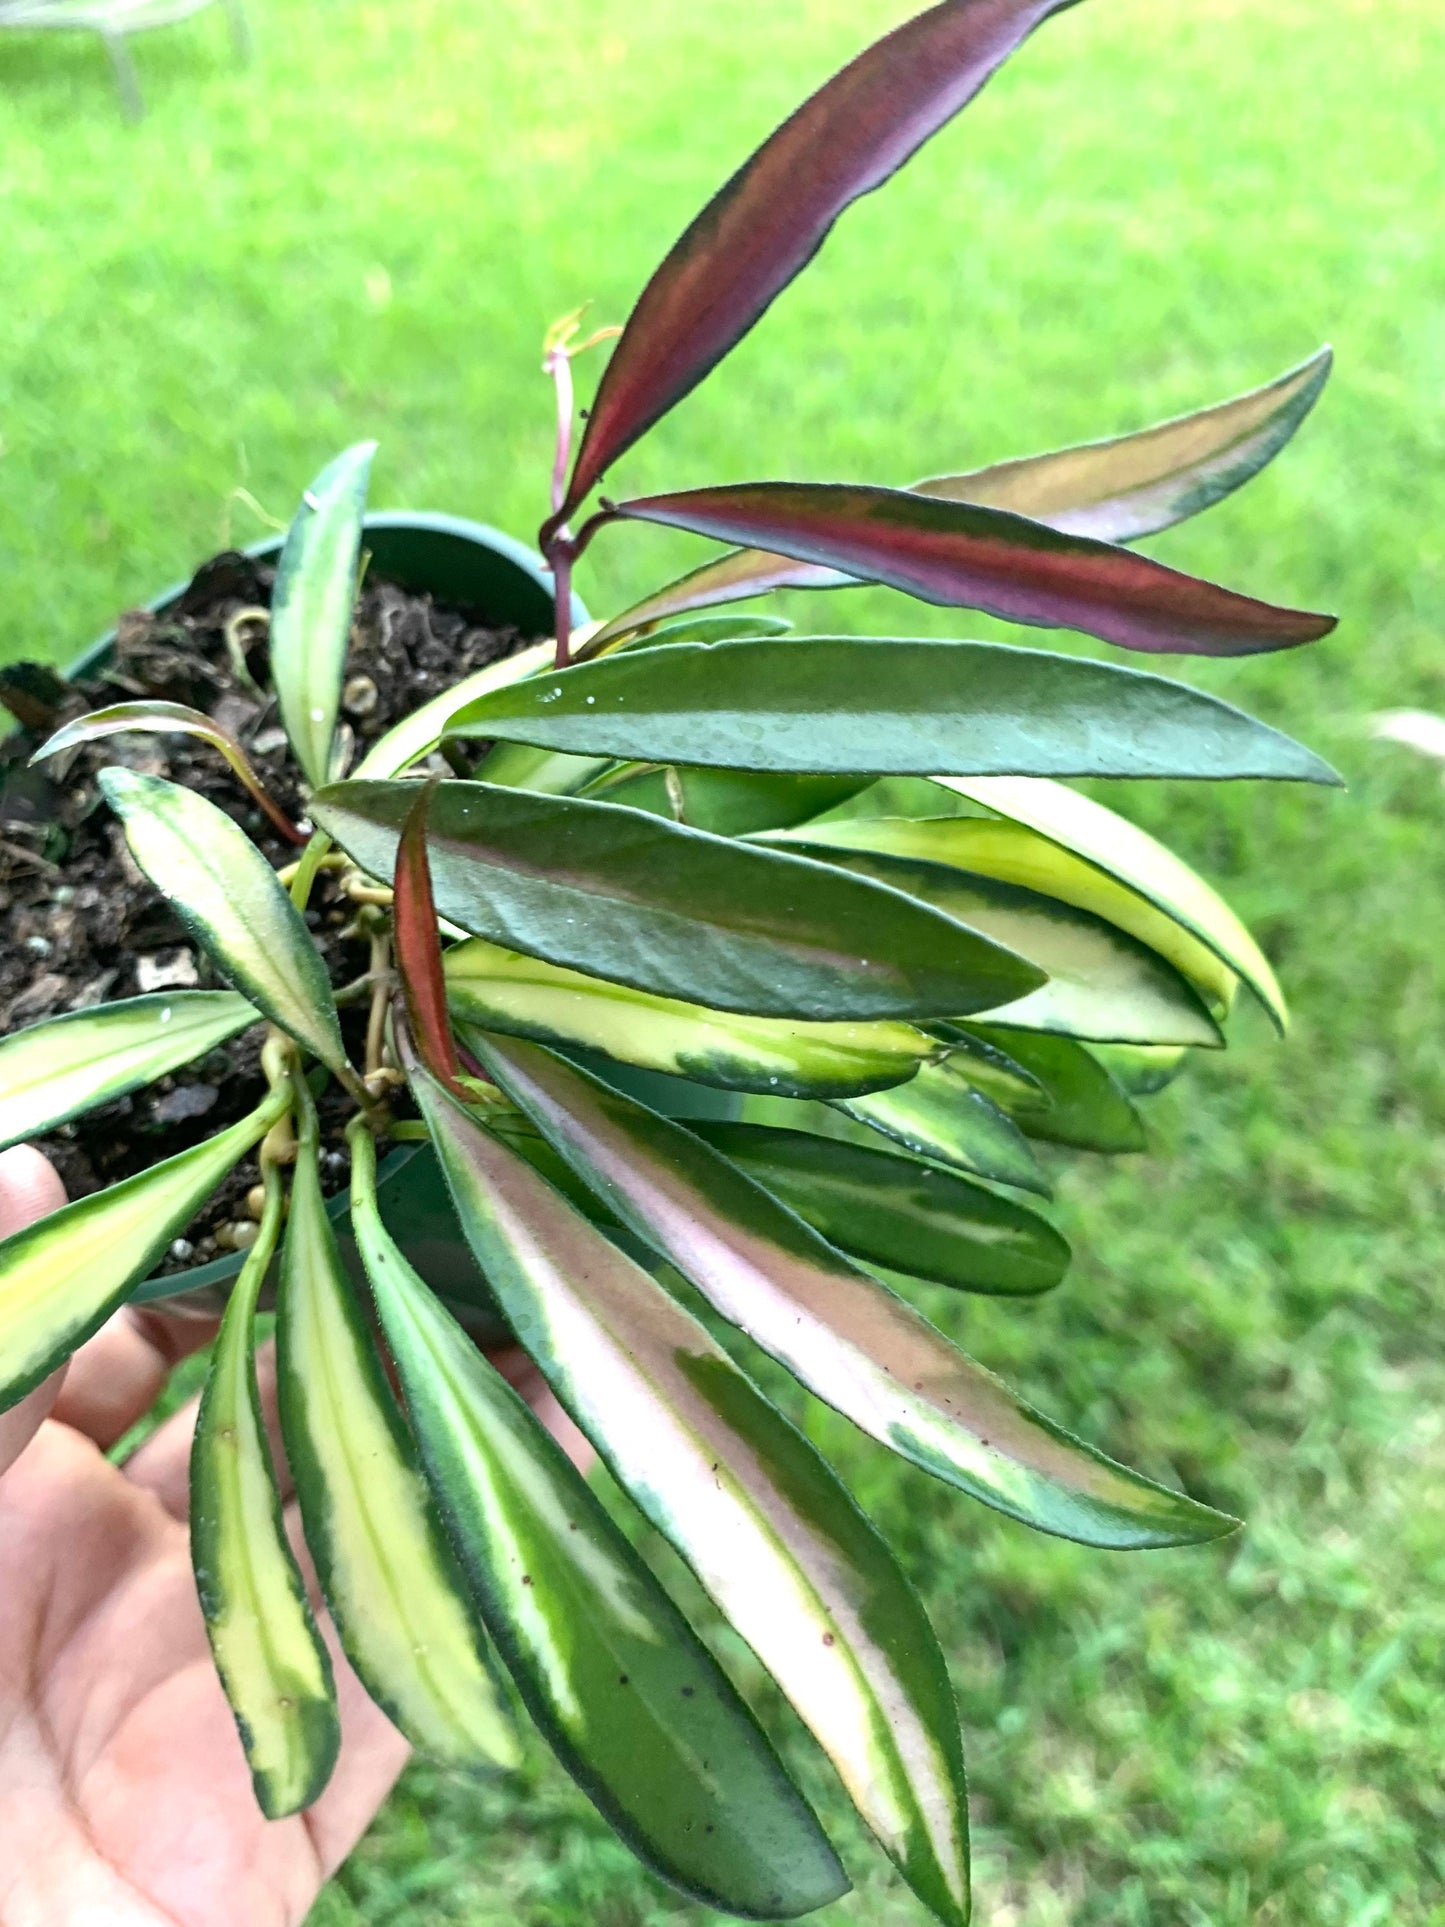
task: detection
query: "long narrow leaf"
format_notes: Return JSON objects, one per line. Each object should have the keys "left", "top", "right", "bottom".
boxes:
{"left": 478, "top": 1037, "right": 1227, "bottom": 1551}
{"left": 31, "top": 701, "right": 302, "bottom": 842}
{"left": 0, "top": 1080, "right": 289, "bottom": 1408}
{"left": 346, "top": 1125, "right": 847, "bottom": 1920}
{"left": 270, "top": 444, "right": 376, "bottom": 788}
{"left": 190, "top": 1163, "right": 339, "bottom": 1818}
{"left": 276, "top": 1097, "right": 519, "bottom": 1772}
{"left": 959, "top": 1024, "right": 1146, "bottom": 1153}
{"left": 448, "top": 638, "right": 1340, "bottom": 784}
{"left": 771, "top": 811, "right": 1239, "bottom": 1020}
{"left": 353, "top": 639, "right": 554, "bottom": 780}
{"left": 582, "top": 764, "right": 868, "bottom": 836}
{"left": 692, "top": 1120, "right": 1068, "bottom": 1296}
{"left": 770, "top": 836, "right": 1223, "bottom": 1046}
{"left": 100, "top": 768, "right": 349, "bottom": 1075}
{"left": 561, "top": 0, "right": 1076, "bottom": 516}
{"left": 392, "top": 781, "right": 463, "bottom": 1086}
{"left": 0, "top": 991, "right": 256, "bottom": 1153}
{"left": 312, "top": 777, "right": 1043, "bottom": 1021}
{"left": 837, "top": 1057, "right": 1050, "bottom": 1195}
{"left": 444, "top": 937, "right": 931, "bottom": 1098}
{"left": 934, "top": 773, "right": 1288, "bottom": 1029}
{"left": 412, "top": 1065, "right": 972, "bottom": 1927}
{"left": 586, "top": 348, "right": 1332, "bottom": 641}
{"left": 610, "top": 483, "right": 1334, "bottom": 658}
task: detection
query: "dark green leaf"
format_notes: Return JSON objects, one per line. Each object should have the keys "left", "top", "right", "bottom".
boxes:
{"left": 448, "top": 638, "right": 1340, "bottom": 784}
{"left": 960, "top": 1025, "right": 1147, "bottom": 1153}
{"left": 693, "top": 1120, "right": 1068, "bottom": 1295}
{"left": 311, "top": 777, "right": 1043, "bottom": 1021}
{"left": 837, "top": 1057, "right": 1050, "bottom": 1195}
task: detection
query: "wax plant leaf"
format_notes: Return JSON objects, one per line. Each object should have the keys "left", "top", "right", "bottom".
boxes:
{"left": 443, "top": 936, "right": 932, "bottom": 1098}
{"left": 1088, "top": 1040, "right": 1189, "bottom": 1096}
{"left": 590, "top": 347, "right": 1332, "bottom": 634}
{"left": 391, "top": 779, "right": 464, "bottom": 1087}
{"left": 98, "top": 768, "right": 349, "bottom": 1077}
{"left": 0, "top": 991, "right": 256, "bottom": 1153}
{"left": 689, "top": 1120, "right": 1069, "bottom": 1297}
{"left": 269, "top": 442, "right": 376, "bottom": 788}
{"left": 353, "top": 638, "right": 554, "bottom": 780}
{"left": 915, "top": 346, "right": 1333, "bottom": 540}
{"left": 346, "top": 1119, "right": 851, "bottom": 1921}
{"left": 0, "top": 1079, "right": 289, "bottom": 1409}
{"left": 412, "top": 1063, "right": 972, "bottom": 1927}
{"left": 448, "top": 638, "right": 1340, "bottom": 785}
{"left": 275, "top": 1090, "right": 519, "bottom": 1772}
{"left": 607, "top": 483, "right": 1335, "bottom": 657}
{"left": 477, "top": 1035, "right": 1227, "bottom": 1550}
{"left": 959, "top": 1024, "right": 1146, "bottom": 1153}
{"left": 835, "top": 1056, "right": 1051, "bottom": 1195}
{"left": 30, "top": 701, "right": 302, "bottom": 843}
{"left": 768, "top": 833, "right": 1222, "bottom": 1047}
{"left": 190, "top": 1162, "right": 339, "bottom": 1818}
{"left": 934, "top": 773, "right": 1288, "bottom": 1029}
{"left": 561, "top": 0, "right": 1087, "bottom": 518}
{"left": 582, "top": 765, "right": 867, "bottom": 836}
{"left": 311, "top": 777, "right": 1043, "bottom": 1021}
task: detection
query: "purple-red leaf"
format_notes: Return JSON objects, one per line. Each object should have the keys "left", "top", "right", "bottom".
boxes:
{"left": 392, "top": 782, "right": 462, "bottom": 1089}
{"left": 559, "top": 0, "right": 1076, "bottom": 520}
{"left": 609, "top": 482, "right": 1336, "bottom": 657}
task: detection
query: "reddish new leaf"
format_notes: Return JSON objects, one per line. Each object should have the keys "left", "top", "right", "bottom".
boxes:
{"left": 558, "top": 0, "right": 1076, "bottom": 520}
{"left": 609, "top": 482, "right": 1336, "bottom": 657}
{"left": 392, "top": 781, "right": 461, "bottom": 1088}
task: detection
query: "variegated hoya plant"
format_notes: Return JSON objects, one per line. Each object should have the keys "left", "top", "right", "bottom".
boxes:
{"left": 0, "top": 1, "right": 1339, "bottom": 1918}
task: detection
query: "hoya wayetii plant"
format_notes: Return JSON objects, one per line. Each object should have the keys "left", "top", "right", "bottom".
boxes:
{"left": 0, "top": 1, "right": 1339, "bottom": 1917}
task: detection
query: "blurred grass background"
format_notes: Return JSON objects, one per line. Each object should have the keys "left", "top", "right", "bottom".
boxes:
{"left": 2, "top": 0, "right": 1443, "bottom": 1921}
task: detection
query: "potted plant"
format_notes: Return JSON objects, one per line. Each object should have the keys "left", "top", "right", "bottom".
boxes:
{"left": 0, "top": 0, "right": 1338, "bottom": 1918}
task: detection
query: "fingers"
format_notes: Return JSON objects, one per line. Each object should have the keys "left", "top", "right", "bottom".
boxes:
{"left": 0, "top": 1148, "right": 69, "bottom": 1475}
{"left": 51, "top": 1302, "right": 223, "bottom": 1451}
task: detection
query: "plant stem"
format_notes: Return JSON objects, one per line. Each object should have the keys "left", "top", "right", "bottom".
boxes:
{"left": 365, "top": 930, "right": 393, "bottom": 1076}
{"left": 548, "top": 537, "right": 575, "bottom": 667}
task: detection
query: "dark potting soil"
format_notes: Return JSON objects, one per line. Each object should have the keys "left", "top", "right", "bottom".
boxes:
{"left": 0, "top": 549, "right": 536, "bottom": 1274}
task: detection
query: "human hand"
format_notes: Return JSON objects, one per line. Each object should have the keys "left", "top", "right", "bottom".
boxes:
{"left": 0, "top": 1144, "right": 590, "bottom": 1926}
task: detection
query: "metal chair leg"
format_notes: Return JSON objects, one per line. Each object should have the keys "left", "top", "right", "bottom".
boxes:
{"left": 220, "top": 0, "right": 252, "bottom": 64}
{"left": 101, "top": 28, "right": 144, "bottom": 120}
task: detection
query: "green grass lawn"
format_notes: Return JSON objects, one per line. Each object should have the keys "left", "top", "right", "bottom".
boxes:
{"left": 4, "top": 0, "right": 1444, "bottom": 1921}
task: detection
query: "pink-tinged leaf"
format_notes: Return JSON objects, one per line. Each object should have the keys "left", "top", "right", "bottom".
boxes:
{"left": 583, "top": 348, "right": 1333, "bottom": 650}
{"left": 610, "top": 483, "right": 1336, "bottom": 658}
{"left": 392, "top": 781, "right": 462, "bottom": 1088}
{"left": 559, "top": 0, "right": 1077, "bottom": 519}
{"left": 32, "top": 700, "right": 304, "bottom": 843}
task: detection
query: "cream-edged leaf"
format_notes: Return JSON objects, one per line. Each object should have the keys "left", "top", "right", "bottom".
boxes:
{"left": 99, "top": 768, "right": 348, "bottom": 1075}
{"left": 0, "top": 992, "right": 256, "bottom": 1152}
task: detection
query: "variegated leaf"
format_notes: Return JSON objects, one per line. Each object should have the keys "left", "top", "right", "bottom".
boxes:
{"left": 477, "top": 1037, "right": 1229, "bottom": 1550}
{"left": 270, "top": 443, "right": 376, "bottom": 788}
{"left": 0, "top": 991, "right": 256, "bottom": 1153}
{"left": 0, "top": 1081, "right": 289, "bottom": 1408}
{"left": 99, "top": 768, "right": 349, "bottom": 1076}
{"left": 276, "top": 1099, "right": 519, "bottom": 1771}
{"left": 960, "top": 1025, "right": 1146, "bottom": 1154}
{"left": 412, "top": 1065, "right": 971, "bottom": 1927}
{"left": 934, "top": 774, "right": 1287, "bottom": 1030}
{"left": 444, "top": 937, "right": 930, "bottom": 1098}
{"left": 692, "top": 1120, "right": 1068, "bottom": 1296}
{"left": 346, "top": 1121, "right": 849, "bottom": 1920}
{"left": 190, "top": 1164, "right": 339, "bottom": 1817}
{"left": 836, "top": 1057, "right": 1050, "bottom": 1195}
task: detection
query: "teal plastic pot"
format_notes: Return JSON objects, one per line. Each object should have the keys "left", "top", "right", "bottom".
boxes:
{"left": 44, "top": 513, "right": 586, "bottom": 1326}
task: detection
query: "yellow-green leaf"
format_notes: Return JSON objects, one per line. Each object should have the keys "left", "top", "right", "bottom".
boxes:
{"left": 0, "top": 992, "right": 256, "bottom": 1153}
{"left": 190, "top": 1164, "right": 339, "bottom": 1817}
{"left": 444, "top": 936, "right": 931, "bottom": 1098}
{"left": 276, "top": 1099, "right": 518, "bottom": 1772}
{"left": 99, "top": 768, "right": 348, "bottom": 1075}
{"left": 0, "top": 1082, "right": 289, "bottom": 1409}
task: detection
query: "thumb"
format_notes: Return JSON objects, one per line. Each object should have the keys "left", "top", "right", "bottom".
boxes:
{"left": 0, "top": 1146, "right": 69, "bottom": 1475}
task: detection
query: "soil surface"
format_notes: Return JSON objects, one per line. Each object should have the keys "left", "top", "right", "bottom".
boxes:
{"left": 0, "top": 549, "right": 535, "bottom": 1273}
